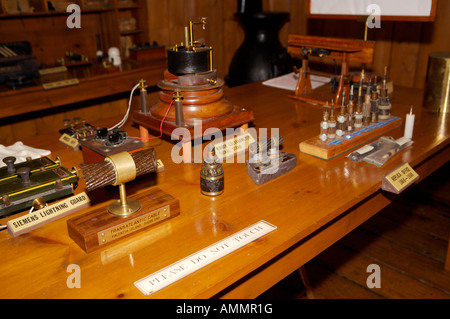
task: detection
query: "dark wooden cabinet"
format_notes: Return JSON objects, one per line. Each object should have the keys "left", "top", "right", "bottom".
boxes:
{"left": 0, "top": 0, "right": 149, "bottom": 64}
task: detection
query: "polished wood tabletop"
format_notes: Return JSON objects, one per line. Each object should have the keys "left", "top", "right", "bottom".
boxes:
{"left": 0, "top": 81, "right": 448, "bottom": 299}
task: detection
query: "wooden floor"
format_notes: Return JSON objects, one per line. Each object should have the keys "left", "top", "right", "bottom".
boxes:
{"left": 259, "top": 161, "right": 450, "bottom": 299}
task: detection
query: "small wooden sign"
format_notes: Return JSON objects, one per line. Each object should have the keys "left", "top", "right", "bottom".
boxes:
{"left": 382, "top": 163, "right": 419, "bottom": 194}
{"left": 7, "top": 192, "right": 90, "bottom": 237}
{"left": 42, "top": 78, "right": 79, "bottom": 90}
{"left": 67, "top": 188, "right": 180, "bottom": 253}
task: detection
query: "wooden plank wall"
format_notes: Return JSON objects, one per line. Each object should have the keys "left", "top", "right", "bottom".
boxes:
{"left": 146, "top": 0, "right": 450, "bottom": 89}
{"left": 2, "top": 0, "right": 450, "bottom": 145}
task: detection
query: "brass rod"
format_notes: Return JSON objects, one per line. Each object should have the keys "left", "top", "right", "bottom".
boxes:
{"left": 119, "top": 183, "right": 127, "bottom": 207}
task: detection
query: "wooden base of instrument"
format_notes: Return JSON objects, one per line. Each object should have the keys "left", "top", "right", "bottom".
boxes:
{"left": 134, "top": 83, "right": 254, "bottom": 135}
{"left": 299, "top": 116, "right": 402, "bottom": 160}
{"left": 67, "top": 188, "right": 179, "bottom": 253}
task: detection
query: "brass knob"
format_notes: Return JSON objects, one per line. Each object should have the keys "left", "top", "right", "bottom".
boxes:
{"left": 32, "top": 197, "right": 47, "bottom": 210}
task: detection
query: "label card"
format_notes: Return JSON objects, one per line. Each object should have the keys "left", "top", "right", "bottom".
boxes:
{"left": 59, "top": 133, "right": 80, "bottom": 150}
{"left": 7, "top": 192, "right": 90, "bottom": 237}
{"left": 382, "top": 163, "right": 419, "bottom": 194}
{"left": 42, "top": 78, "right": 79, "bottom": 90}
{"left": 156, "top": 159, "right": 164, "bottom": 172}
{"left": 134, "top": 220, "right": 277, "bottom": 296}
{"left": 211, "top": 131, "right": 256, "bottom": 161}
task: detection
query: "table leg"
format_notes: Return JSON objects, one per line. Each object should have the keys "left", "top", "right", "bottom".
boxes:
{"left": 240, "top": 123, "right": 248, "bottom": 135}
{"left": 139, "top": 125, "right": 149, "bottom": 139}
{"left": 298, "top": 266, "right": 315, "bottom": 299}
{"left": 182, "top": 139, "right": 191, "bottom": 163}
{"left": 445, "top": 234, "right": 450, "bottom": 271}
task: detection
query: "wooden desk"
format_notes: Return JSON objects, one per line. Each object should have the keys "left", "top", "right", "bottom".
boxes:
{"left": 0, "top": 59, "right": 166, "bottom": 119}
{"left": 0, "top": 82, "right": 448, "bottom": 299}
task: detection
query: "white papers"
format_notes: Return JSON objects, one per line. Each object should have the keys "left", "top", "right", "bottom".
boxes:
{"left": 309, "top": 0, "right": 432, "bottom": 17}
{"left": 262, "top": 72, "right": 329, "bottom": 92}
{"left": 0, "top": 142, "right": 51, "bottom": 167}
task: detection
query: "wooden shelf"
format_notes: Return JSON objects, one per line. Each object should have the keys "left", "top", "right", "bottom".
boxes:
{"left": 0, "top": 59, "right": 167, "bottom": 119}
{"left": 118, "top": 4, "right": 139, "bottom": 10}
{"left": 120, "top": 28, "right": 143, "bottom": 36}
{"left": 0, "top": 0, "right": 149, "bottom": 61}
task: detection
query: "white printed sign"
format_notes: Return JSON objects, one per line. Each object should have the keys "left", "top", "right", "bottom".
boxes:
{"left": 7, "top": 192, "right": 90, "bottom": 237}
{"left": 134, "top": 220, "right": 277, "bottom": 295}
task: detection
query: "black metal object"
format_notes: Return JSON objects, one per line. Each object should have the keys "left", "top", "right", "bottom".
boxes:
{"left": 225, "top": 11, "right": 292, "bottom": 87}
{"left": 167, "top": 46, "right": 212, "bottom": 75}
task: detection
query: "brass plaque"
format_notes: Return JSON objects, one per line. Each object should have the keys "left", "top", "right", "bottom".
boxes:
{"left": 97, "top": 205, "right": 170, "bottom": 245}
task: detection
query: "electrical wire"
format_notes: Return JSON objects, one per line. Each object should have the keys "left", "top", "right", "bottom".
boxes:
{"left": 108, "top": 82, "right": 141, "bottom": 131}
{"left": 128, "top": 98, "right": 174, "bottom": 140}
{"left": 109, "top": 82, "right": 175, "bottom": 140}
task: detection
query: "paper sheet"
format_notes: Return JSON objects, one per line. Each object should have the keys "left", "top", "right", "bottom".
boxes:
{"left": 262, "top": 72, "right": 330, "bottom": 92}
{"left": 309, "top": 0, "right": 432, "bottom": 17}
{"left": 0, "top": 142, "right": 51, "bottom": 167}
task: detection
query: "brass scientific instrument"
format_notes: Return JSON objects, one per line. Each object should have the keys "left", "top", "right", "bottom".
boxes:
{"left": 67, "top": 148, "right": 180, "bottom": 253}
{"left": 133, "top": 17, "right": 254, "bottom": 161}
{"left": 423, "top": 52, "right": 450, "bottom": 113}
{"left": 287, "top": 34, "right": 375, "bottom": 107}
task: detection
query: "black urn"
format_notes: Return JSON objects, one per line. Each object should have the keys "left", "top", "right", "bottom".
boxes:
{"left": 225, "top": 10, "right": 292, "bottom": 87}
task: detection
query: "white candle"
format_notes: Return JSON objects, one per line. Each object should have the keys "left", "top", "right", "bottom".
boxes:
{"left": 404, "top": 106, "right": 415, "bottom": 139}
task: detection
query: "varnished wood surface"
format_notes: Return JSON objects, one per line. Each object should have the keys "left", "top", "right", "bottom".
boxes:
{"left": 261, "top": 163, "right": 450, "bottom": 299}
{"left": 0, "top": 82, "right": 448, "bottom": 299}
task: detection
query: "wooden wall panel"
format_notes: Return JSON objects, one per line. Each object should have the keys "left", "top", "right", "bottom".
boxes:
{"left": 2, "top": 0, "right": 450, "bottom": 143}
{"left": 144, "top": 0, "right": 449, "bottom": 90}
{"left": 414, "top": 0, "right": 450, "bottom": 89}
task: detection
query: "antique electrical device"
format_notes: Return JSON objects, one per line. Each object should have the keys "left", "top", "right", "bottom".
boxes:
{"left": 287, "top": 34, "right": 375, "bottom": 107}
{"left": 78, "top": 127, "right": 144, "bottom": 164}
{"left": 67, "top": 148, "right": 179, "bottom": 253}
{"left": 246, "top": 136, "right": 297, "bottom": 185}
{"left": 200, "top": 145, "right": 224, "bottom": 196}
{"left": 0, "top": 156, "right": 78, "bottom": 217}
{"left": 133, "top": 17, "right": 254, "bottom": 161}
{"left": 299, "top": 68, "right": 401, "bottom": 160}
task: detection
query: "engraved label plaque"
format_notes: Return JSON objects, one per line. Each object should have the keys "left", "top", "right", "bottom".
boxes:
{"left": 98, "top": 205, "right": 170, "bottom": 245}
{"left": 67, "top": 188, "right": 180, "bottom": 253}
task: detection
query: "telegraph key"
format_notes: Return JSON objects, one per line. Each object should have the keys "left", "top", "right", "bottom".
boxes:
{"left": 78, "top": 127, "right": 144, "bottom": 164}
{"left": 67, "top": 148, "right": 179, "bottom": 253}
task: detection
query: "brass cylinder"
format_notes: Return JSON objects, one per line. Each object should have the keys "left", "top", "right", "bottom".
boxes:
{"left": 105, "top": 152, "right": 136, "bottom": 186}
{"left": 423, "top": 52, "right": 450, "bottom": 113}
{"left": 80, "top": 148, "right": 157, "bottom": 192}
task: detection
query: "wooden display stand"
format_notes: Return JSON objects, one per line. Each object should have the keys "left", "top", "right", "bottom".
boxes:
{"left": 67, "top": 188, "right": 180, "bottom": 253}
{"left": 299, "top": 116, "right": 402, "bottom": 160}
{"left": 287, "top": 35, "right": 375, "bottom": 106}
